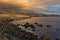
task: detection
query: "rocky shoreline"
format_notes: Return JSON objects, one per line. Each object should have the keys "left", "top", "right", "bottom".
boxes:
{"left": 0, "top": 17, "right": 39, "bottom": 40}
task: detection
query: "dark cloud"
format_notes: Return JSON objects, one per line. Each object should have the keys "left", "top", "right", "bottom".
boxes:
{"left": 0, "top": 3, "right": 22, "bottom": 10}
{"left": 0, "top": 3, "right": 27, "bottom": 13}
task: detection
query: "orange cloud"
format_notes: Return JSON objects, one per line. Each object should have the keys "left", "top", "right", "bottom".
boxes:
{"left": 0, "top": 0, "right": 60, "bottom": 10}
{"left": 0, "top": 0, "right": 45, "bottom": 9}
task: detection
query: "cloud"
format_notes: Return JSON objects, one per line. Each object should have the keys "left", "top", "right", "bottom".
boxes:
{"left": 0, "top": 0, "right": 60, "bottom": 13}
{"left": 45, "top": 5, "right": 60, "bottom": 13}
{"left": 0, "top": 3, "right": 23, "bottom": 12}
{"left": 0, "top": 0, "right": 60, "bottom": 9}
{"left": 0, "top": 0, "right": 50, "bottom": 9}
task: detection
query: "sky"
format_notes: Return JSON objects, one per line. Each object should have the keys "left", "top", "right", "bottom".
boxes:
{"left": 0, "top": 0, "right": 60, "bottom": 14}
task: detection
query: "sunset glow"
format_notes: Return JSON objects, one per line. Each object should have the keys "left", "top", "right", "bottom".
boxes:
{"left": 0, "top": 0, "right": 60, "bottom": 14}
{"left": 0, "top": 0, "right": 47, "bottom": 9}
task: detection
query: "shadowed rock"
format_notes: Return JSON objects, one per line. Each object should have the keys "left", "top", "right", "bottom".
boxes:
{"left": 39, "top": 24, "right": 43, "bottom": 27}
{"left": 47, "top": 25, "right": 51, "bottom": 27}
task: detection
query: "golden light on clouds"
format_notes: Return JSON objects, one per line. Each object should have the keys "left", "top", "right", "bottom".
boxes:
{"left": 0, "top": 0, "right": 46, "bottom": 9}
{"left": 0, "top": 0, "right": 60, "bottom": 10}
